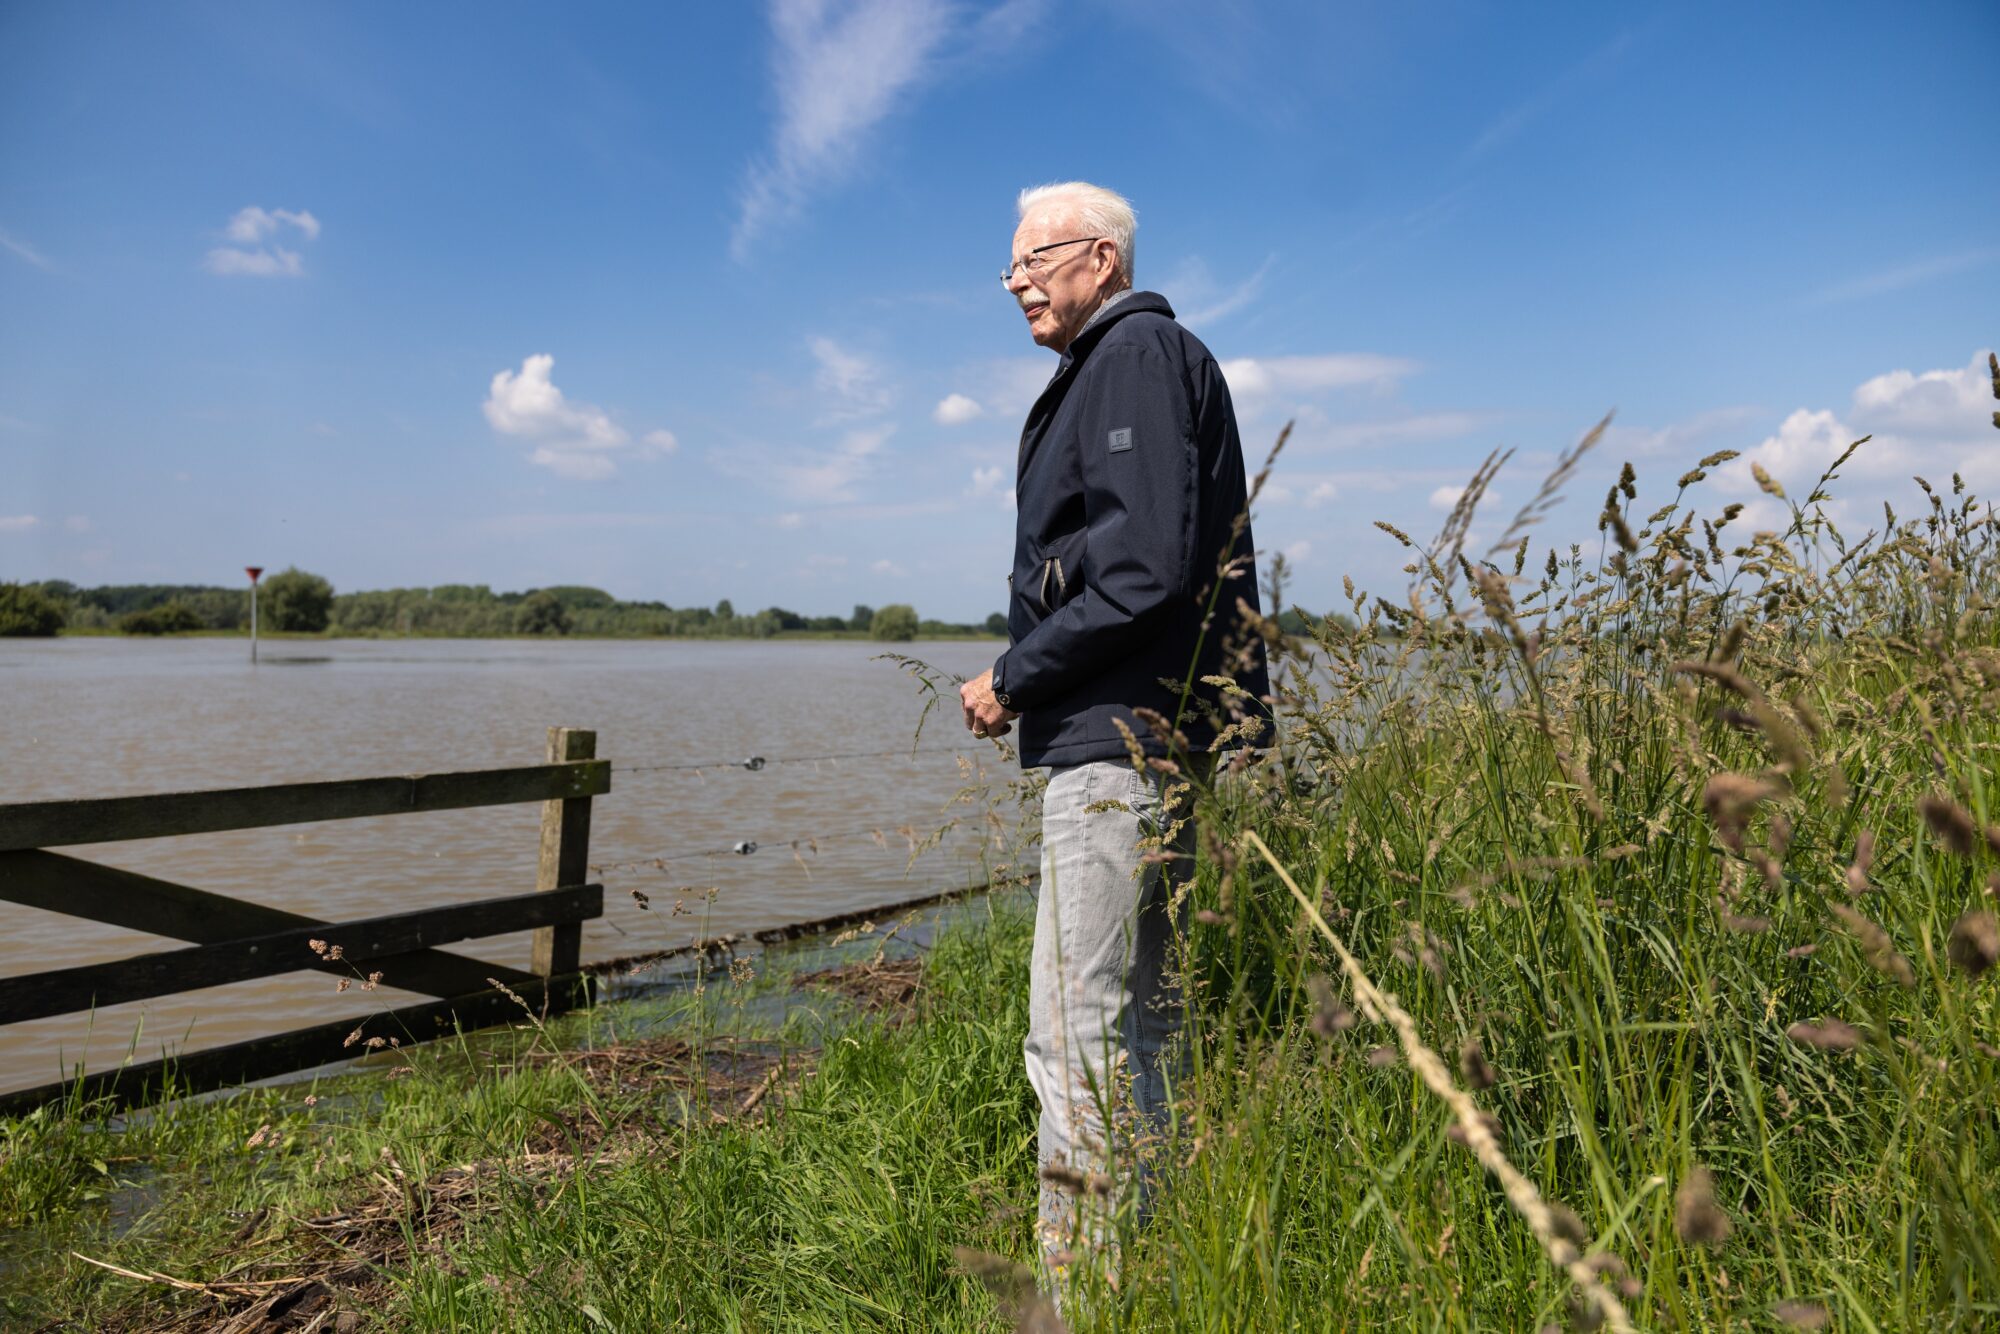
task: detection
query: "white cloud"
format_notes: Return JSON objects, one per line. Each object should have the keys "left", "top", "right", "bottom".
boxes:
{"left": 1613, "top": 404, "right": 1764, "bottom": 458}
{"left": 732, "top": 0, "right": 956, "bottom": 259}
{"left": 204, "top": 246, "right": 305, "bottom": 278}
{"left": 63, "top": 515, "right": 91, "bottom": 533}
{"left": 1305, "top": 481, "right": 1339, "bottom": 508}
{"left": 806, "top": 553, "right": 847, "bottom": 567}
{"left": 206, "top": 206, "right": 319, "bottom": 278}
{"left": 968, "top": 463, "right": 1015, "bottom": 509}
{"left": 1430, "top": 484, "right": 1500, "bottom": 512}
{"left": 485, "top": 353, "right": 662, "bottom": 480}
{"left": 774, "top": 512, "right": 805, "bottom": 528}
{"left": 809, "top": 335, "right": 894, "bottom": 421}
{"left": 0, "top": 230, "right": 52, "bottom": 271}
{"left": 871, "top": 557, "right": 909, "bottom": 577}
{"left": 1719, "top": 350, "right": 1998, "bottom": 502}
{"left": 1276, "top": 411, "right": 1494, "bottom": 455}
{"left": 1282, "top": 540, "right": 1312, "bottom": 565}
{"left": 723, "top": 424, "right": 894, "bottom": 503}
{"left": 1222, "top": 353, "right": 1417, "bottom": 401}
{"left": 643, "top": 428, "right": 680, "bottom": 454}
{"left": 223, "top": 206, "right": 321, "bottom": 243}
{"left": 0, "top": 514, "right": 39, "bottom": 532}
{"left": 934, "top": 393, "right": 983, "bottom": 425}
{"left": 960, "top": 356, "right": 1055, "bottom": 419}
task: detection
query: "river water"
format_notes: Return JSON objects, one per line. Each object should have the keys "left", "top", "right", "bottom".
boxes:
{"left": 0, "top": 637, "right": 1014, "bottom": 1095}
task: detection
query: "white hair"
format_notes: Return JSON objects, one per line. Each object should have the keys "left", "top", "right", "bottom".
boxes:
{"left": 1017, "top": 181, "right": 1136, "bottom": 287}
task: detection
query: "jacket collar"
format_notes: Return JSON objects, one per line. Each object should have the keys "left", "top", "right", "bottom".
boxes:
{"left": 1058, "top": 289, "right": 1174, "bottom": 368}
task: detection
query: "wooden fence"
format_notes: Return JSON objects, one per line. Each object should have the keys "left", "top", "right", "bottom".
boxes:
{"left": 0, "top": 727, "right": 608, "bottom": 1117}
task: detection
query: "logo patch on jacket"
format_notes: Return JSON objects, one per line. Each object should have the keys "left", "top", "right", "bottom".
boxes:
{"left": 1107, "top": 427, "right": 1134, "bottom": 453}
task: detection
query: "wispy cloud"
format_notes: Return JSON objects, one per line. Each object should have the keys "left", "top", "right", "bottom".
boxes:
{"left": 0, "top": 230, "right": 52, "bottom": 272}
{"left": 714, "top": 425, "right": 894, "bottom": 503}
{"left": 1170, "top": 253, "right": 1276, "bottom": 329}
{"left": 0, "top": 514, "right": 41, "bottom": 533}
{"left": 1296, "top": 411, "right": 1494, "bottom": 452}
{"left": 1810, "top": 247, "right": 2000, "bottom": 305}
{"left": 732, "top": 0, "right": 956, "bottom": 260}
{"left": 1465, "top": 28, "right": 1639, "bottom": 159}
{"left": 810, "top": 336, "right": 893, "bottom": 419}
{"left": 205, "top": 205, "right": 320, "bottom": 277}
{"left": 967, "top": 463, "right": 1013, "bottom": 509}
{"left": 482, "top": 353, "right": 672, "bottom": 480}
{"left": 1221, "top": 353, "right": 1417, "bottom": 401}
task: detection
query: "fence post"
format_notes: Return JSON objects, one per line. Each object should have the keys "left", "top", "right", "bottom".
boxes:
{"left": 532, "top": 727, "right": 595, "bottom": 1000}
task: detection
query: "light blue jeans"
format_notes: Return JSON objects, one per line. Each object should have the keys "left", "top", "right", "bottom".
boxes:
{"left": 1025, "top": 759, "right": 1195, "bottom": 1281}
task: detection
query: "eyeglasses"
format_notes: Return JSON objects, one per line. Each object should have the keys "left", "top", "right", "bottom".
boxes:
{"left": 1001, "top": 236, "right": 1100, "bottom": 284}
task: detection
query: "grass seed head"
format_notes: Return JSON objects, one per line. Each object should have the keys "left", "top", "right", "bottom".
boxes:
{"left": 1787, "top": 1018, "right": 1863, "bottom": 1051}
{"left": 1459, "top": 1039, "right": 1497, "bottom": 1090}
{"left": 1702, "top": 772, "right": 1781, "bottom": 853}
{"left": 1674, "top": 1167, "right": 1732, "bottom": 1247}
{"left": 1947, "top": 910, "right": 2000, "bottom": 978}
{"left": 1919, "top": 793, "right": 1978, "bottom": 857}
{"left": 1306, "top": 973, "right": 1355, "bottom": 1037}
{"left": 1773, "top": 1300, "right": 1830, "bottom": 1329}
{"left": 1830, "top": 903, "right": 1915, "bottom": 986}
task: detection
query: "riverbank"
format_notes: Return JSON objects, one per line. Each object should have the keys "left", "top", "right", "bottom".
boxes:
{"left": 8, "top": 439, "right": 2000, "bottom": 1328}
{"left": 0, "top": 899, "right": 1041, "bottom": 1331}
{"left": 35, "top": 628, "right": 1005, "bottom": 643}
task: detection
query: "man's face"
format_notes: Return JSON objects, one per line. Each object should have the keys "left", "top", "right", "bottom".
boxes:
{"left": 1005, "top": 205, "right": 1117, "bottom": 353}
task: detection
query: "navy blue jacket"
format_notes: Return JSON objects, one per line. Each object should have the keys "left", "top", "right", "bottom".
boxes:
{"left": 991, "top": 291, "right": 1271, "bottom": 768}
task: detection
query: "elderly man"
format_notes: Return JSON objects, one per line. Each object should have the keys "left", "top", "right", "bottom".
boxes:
{"left": 959, "top": 181, "right": 1269, "bottom": 1283}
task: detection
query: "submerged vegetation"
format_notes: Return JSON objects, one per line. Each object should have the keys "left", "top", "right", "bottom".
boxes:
{"left": 5, "top": 356, "right": 1999, "bottom": 1329}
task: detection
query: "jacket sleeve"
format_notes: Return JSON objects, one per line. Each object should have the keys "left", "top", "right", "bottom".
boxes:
{"left": 992, "top": 343, "right": 1194, "bottom": 711}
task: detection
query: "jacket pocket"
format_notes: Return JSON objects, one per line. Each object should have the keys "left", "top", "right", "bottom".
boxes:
{"left": 1033, "top": 531, "right": 1087, "bottom": 614}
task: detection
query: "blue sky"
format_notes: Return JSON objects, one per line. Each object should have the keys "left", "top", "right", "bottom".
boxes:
{"left": 2, "top": 0, "right": 1996, "bottom": 620}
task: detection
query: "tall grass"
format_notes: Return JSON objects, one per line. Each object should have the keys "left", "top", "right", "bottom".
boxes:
{"left": 1122, "top": 380, "right": 2000, "bottom": 1329}
{"left": 6, "top": 358, "right": 1998, "bottom": 1330}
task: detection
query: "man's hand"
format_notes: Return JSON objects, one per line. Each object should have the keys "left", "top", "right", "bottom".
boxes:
{"left": 960, "top": 668, "right": 1019, "bottom": 739}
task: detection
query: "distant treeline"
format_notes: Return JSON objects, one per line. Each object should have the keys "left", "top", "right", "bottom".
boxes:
{"left": 1, "top": 574, "right": 1005, "bottom": 641}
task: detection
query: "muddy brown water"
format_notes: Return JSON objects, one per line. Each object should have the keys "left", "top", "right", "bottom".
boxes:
{"left": 0, "top": 637, "right": 1014, "bottom": 1096}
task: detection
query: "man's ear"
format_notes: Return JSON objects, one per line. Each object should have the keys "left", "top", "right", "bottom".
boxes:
{"left": 1094, "top": 239, "right": 1120, "bottom": 289}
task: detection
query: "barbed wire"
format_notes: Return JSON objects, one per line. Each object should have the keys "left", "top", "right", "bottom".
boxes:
{"left": 586, "top": 815, "right": 1010, "bottom": 876}
{"left": 611, "top": 740, "right": 998, "bottom": 775}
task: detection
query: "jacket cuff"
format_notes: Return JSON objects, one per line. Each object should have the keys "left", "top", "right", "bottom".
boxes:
{"left": 990, "top": 653, "right": 1020, "bottom": 711}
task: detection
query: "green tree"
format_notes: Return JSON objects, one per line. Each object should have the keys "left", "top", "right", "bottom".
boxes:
{"left": 119, "top": 602, "right": 203, "bottom": 635}
{"left": 869, "top": 603, "right": 919, "bottom": 642}
{"left": 0, "top": 583, "right": 66, "bottom": 637}
{"left": 714, "top": 599, "right": 735, "bottom": 622}
{"left": 984, "top": 612, "right": 1007, "bottom": 636}
{"left": 849, "top": 604, "right": 875, "bottom": 632}
{"left": 514, "top": 591, "right": 571, "bottom": 636}
{"left": 262, "top": 567, "right": 334, "bottom": 633}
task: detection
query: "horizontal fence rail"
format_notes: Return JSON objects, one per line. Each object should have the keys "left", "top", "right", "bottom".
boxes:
{"left": 0, "top": 728, "right": 606, "bottom": 1116}
{"left": 0, "top": 884, "right": 603, "bottom": 1026}
{"left": 0, "top": 759, "right": 611, "bottom": 852}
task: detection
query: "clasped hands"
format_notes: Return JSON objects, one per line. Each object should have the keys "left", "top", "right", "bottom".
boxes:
{"left": 959, "top": 668, "right": 1019, "bottom": 740}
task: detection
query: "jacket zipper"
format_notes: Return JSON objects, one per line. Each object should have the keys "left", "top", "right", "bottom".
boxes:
{"left": 1037, "top": 556, "right": 1066, "bottom": 612}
